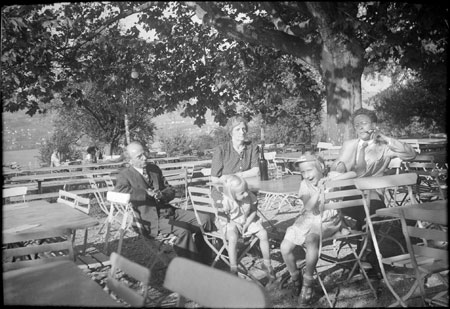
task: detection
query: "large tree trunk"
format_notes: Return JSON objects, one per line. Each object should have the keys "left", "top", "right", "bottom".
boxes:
{"left": 307, "top": 3, "right": 364, "bottom": 146}
{"left": 320, "top": 44, "right": 364, "bottom": 145}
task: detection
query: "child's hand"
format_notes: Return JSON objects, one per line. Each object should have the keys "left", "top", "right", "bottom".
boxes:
{"left": 317, "top": 177, "right": 328, "bottom": 188}
{"left": 313, "top": 206, "right": 320, "bottom": 216}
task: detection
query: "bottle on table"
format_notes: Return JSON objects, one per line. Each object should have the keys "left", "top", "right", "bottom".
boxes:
{"left": 259, "top": 142, "right": 269, "bottom": 181}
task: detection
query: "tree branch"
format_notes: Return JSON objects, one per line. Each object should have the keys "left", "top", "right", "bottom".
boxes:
{"left": 70, "top": 2, "right": 158, "bottom": 53}
{"left": 259, "top": 2, "right": 316, "bottom": 38}
{"left": 186, "top": 1, "right": 321, "bottom": 69}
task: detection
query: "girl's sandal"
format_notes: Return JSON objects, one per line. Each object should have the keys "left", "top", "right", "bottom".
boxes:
{"left": 292, "top": 275, "right": 302, "bottom": 297}
{"left": 298, "top": 276, "right": 315, "bottom": 306}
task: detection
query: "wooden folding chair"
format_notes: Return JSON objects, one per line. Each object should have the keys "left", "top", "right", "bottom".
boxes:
{"left": 393, "top": 201, "right": 448, "bottom": 307}
{"left": 107, "top": 252, "right": 151, "bottom": 307}
{"left": 163, "top": 257, "right": 271, "bottom": 308}
{"left": 316, "top": 178, "right": 377, "bottom": 307}
{"left": 187, "top": 186, "right": 260, "bottom": 282}
{"left": 57, "top": 190, "right": 91, "bottom": 254}
{"left": 182, "top": 163, "right": 196, "bottom": 185}
{"left": 165, "top": 168, "right": 189, "bottom": 209}
{"left": 103, "top": 175, "right": 115, "bottom": 190}
{"left": 88, "top": 178, "right": 113, "bottom": 234}
{"left": 103, "top": 191, "right": 135, "bottom": 256}
{"left": 3, "top": 229, "right": 74, "bottom": 272}
{"left": 104, "top": 191, "right": 174, "bottom": 270}
{"left": 355, "top": 173, "right": 422, "bottom": 307}
{"left": 3, "top": 186, "right": 28, "bottom": 204}
{"left": 405, "top": 158, "right": 446, "bottom": 202}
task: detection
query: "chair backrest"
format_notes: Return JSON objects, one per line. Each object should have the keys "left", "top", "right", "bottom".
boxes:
{"left": 164, "top": 168, "right": 188, "bottom": 187}
{"left": 404, "top": 139, "right": 421, "bottom": 154}
{"left": 354, "top": 172, "right": 418, "bottom": 191}
{"left": 3, "top": 186, "right": 28, "bottom": 203}
{"left": 104, "top": 175, "right": 115, "bottom": 190}
{"left": 57, "top": 190, "right": 91, "bottom": 214}
{"left": 105, "top": 191, "right": 134, "bottom": 229}
{"left": 387, "top": 157, "right": 403, "bottom": 174}
{"left": 187, "top": 186, "right": 217, "bottom": 233}
{"left": 163, "top": 257, "right": 271, "bottom": 308}
{"left": 182, "top": 163, "right": 196, "bottom": 181}
{"left": 317, "top": 142, "right": 333, "bottom": 150}
{"left": 106, "top": 190, "right": 131, "bottom": 204}
{"left": 201, "top": 168, "right": 211, "bottom": 177}
{"left": 322, "top": 178, "right": 365, "bottom": 212}
{"left": 355, "top": 173, "right": 419, "bottom": 206}
{"left": 264, "top": 151, "right": 277, "bottom": 161}
{"left": 88, "top": 178, "right": 109, "bottom": 215}
{"left": 3, "top": 229, "right": 74, "bottom": 272}
{"left": 398, "top": 205, "right": 448, "bottom": 268}
{"left": 107, "top": 252, "right": 151, "bottom": 307}
{"left": 411, "top": 154, "right": 435, "bottom": 163}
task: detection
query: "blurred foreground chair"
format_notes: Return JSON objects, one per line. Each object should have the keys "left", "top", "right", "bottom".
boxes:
{"left": 164, "top": 257, "right": 271, "bottom": 308}
{"left": 57, "top": 190, "right": 91, "bottom": 254}
{"left": 3, "top": 186, "right": 28, "bottom": 204}
{"left": 394, "top": 201, "right": 448, "bottom": 307}
{"left": 316, "top": 178, "right": 377, "bottom": 307}
{"left": 3, "top": 229, "right": 74, "bottom": 272}
{"left": 188, "top": 186, "right": 260, "bottom": 283}
{"left": 107, "top": 252, "right": 150, "bottom": 307}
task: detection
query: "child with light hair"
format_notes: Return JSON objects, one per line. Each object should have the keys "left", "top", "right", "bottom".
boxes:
{"left": 280, "top": 153, "right": 356, "bottom": 305}
{"left": 216, "top": 175, "right": 275, "bottom": 281}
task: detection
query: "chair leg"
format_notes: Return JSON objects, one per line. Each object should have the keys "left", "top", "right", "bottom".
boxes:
{"left": 104, "top": 221, "right": 111, "bottom": 255}
{"left": 117, "top": 228, "right": 125, "bottom": 255}
{"left": 368, "top": 220, "right": 408, "bottom": 307}
{"left": 82, "top": 229, "right": 88, "bottom": 255}
{"left": 316, "top": 272, "right": 334, "bottom": 308}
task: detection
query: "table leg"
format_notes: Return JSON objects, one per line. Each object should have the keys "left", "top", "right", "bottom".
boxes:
{"left": 38, "top": 180, "right": 42, "bottom": 194}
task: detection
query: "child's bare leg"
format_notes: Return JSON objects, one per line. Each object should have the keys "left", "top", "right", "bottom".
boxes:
{"left": 281, "top": 238, "right": 301, "bottom": 294}
{"left": 257, "top": 228, "right": 275, "bottom": 280}
{"left": 281, "top": 239, "right": 299, "bottom": 276}
{"left": 256, "top": 228, "right": 270, "bottom": 261}
{"left": 299, "top": 233, "right": 320, "bottom": 305}
{"left": 226, "top": 224, "right": 239, "bottom": 273}
{"left": 303, "top": 233, "right": 319, "bottom": 277}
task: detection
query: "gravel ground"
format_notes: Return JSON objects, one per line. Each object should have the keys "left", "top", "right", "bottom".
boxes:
{"left": 74, "top": 195, "right": 445, "bottom": 307}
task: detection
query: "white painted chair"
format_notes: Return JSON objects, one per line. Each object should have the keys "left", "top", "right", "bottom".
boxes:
{"left": 57, "top": 190, "right": 91, "bottom": 254}
{"left": 3, "top": 186, "right": 28, "bottom": 204}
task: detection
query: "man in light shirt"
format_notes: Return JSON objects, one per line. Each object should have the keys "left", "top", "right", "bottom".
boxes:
{"left": 330, "top": 108, "right": 416, "bottom": 275}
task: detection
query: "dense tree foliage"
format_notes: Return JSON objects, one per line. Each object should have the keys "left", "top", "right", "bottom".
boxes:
{"left": 2, "top": 2, "right": 447, "bottom": 145}
{"left": 369, "top": 77, "right": 446, "bottom": 137}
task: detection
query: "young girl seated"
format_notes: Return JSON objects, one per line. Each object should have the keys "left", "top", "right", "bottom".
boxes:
{"left": 216, "top": 175, "right": 275, "bottom": 281}
{"left": 280, "top": 154, "right": 356, "bottom": 306}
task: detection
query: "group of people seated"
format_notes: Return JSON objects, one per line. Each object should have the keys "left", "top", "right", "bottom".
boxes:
{"left": 113, "top": 108, "right": 417, "bottom": 306}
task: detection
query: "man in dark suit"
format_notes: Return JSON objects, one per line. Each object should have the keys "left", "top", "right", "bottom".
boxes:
{"left": 114, "top": 141, "right": 213, "bottom": 264}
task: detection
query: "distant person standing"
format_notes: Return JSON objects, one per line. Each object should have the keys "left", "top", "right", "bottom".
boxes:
{"left": 50, "top": 149, "right": 61, "bottom": 167}
{"left": 85, "top": 146, "right": 97, "bottom": 163}
{"left": 96, "top": 148, "right": 103, "bottom": 161}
